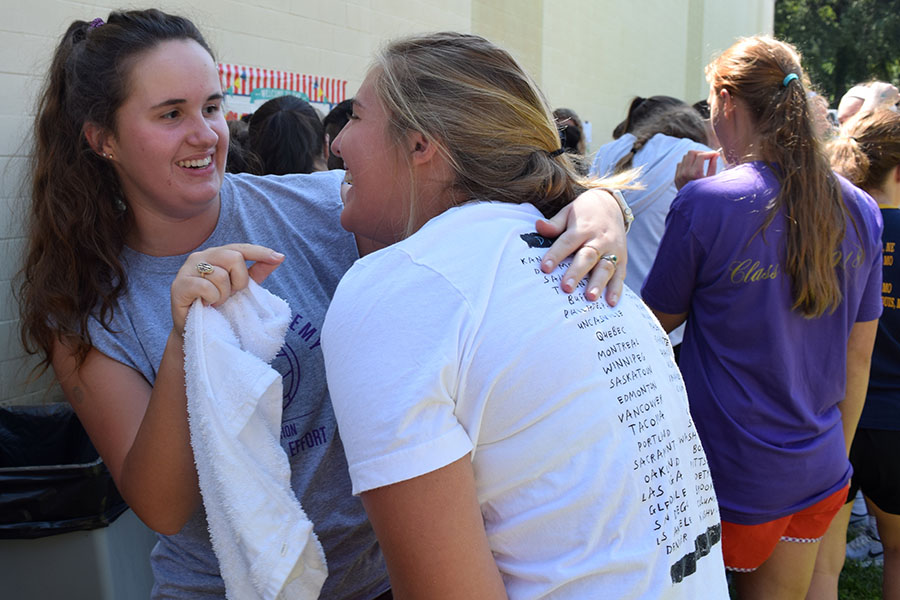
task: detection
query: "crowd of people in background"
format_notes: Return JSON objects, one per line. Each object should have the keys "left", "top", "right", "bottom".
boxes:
{"left": 570, "top": 66, "right": 898, "bottom": 600}
{"left": 222, "top": 95, "right": 353, "bottom": 176}
{"left": 16, "top": 6, "right": 900, "bottom": 600}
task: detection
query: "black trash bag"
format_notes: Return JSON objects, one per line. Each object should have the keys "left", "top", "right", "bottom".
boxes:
{"left": 0, "top": 403, "right": 127, "bottom": 539}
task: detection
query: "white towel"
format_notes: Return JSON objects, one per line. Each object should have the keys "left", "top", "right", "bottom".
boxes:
{"left": 183, "top": 280, "right": 327, "bottom": 600}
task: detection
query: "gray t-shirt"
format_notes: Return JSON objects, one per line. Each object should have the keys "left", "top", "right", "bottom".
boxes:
{"left": 88, "top": 170, "right": 388, "bottom": 600}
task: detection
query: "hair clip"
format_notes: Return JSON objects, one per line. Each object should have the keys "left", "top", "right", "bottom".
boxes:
{"left": 88, "top": 18, "right": 105, "bottom": 29}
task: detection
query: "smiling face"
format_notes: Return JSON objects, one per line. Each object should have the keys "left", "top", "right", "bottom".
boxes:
{"left": 331, "top": 71, "right": 413, "bottom": 244}
{"left": 102, "top": 39, "right": 228, "bottom": 220}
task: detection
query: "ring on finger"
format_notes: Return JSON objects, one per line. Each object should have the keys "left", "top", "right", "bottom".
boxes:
{"left": 196, "top": 262, "right": 215, "bottom": 277}
{"left": 600, "top": 254, "right": 618, "bottom": 267}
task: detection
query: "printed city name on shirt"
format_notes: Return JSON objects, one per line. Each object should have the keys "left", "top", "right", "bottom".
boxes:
{"left": 518, "top": 248, "right": 720, "bottom": 582}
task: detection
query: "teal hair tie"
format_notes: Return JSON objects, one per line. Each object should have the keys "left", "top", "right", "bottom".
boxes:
{"left": 782, "top": 73, "right": 799, "bottom": 87}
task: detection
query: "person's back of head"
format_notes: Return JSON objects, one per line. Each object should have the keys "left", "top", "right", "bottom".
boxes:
{"left": 707, "top": 34, "right": 845, "bottom": 318}
{"left": 323, "top": 99, "right": 354, "bottom": 169}
{"left": 692, "top": 99, "right": 710, "bottom": 119}
{"left": 691, "top": 99, "right": 720, "bottom": 149}
{"left": 838, "top": 84, "right": 871, "bottom": 125}
{"left": 830, "top": 109, "right": 900, "bottom": 194}
{"left": 248, "top": 95, "right": 325, "bottom": 175}
{"left": 611, "top": 95, "right": 686, "bottom": 139}
{"left": 553, "top": 108, "right": 586, "bottom": 155}
{"left": 838, "top": 81, "right": 899, "bottom": 126}
{"left": 614, "top": 105, "right": 709, "bottom": 172}
{"left": 372, "top": 32, "right": 626, "bottom": 235}
{"left": 226, "top": 120, "right": 262, "bottom": 174}
{"left": 229, "top": 118, "right": 250, "bottom": 147}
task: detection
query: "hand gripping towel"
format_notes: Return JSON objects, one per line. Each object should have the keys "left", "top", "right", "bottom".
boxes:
{"left": 183, "top": 279, "right": 327, "bottom": 600}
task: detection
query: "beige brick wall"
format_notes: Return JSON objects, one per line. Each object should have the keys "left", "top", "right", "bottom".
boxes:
{"left": 0, "top": 0, "right": 772, "bottom": 407}
{"left": 539, "top": 0, "right": 774, "bottom": 152}
{"left": 206, "top": 0, "right": 471, "bottom": 98}
{"left": 472, "top": 0, "right": 544, "bottom": 82}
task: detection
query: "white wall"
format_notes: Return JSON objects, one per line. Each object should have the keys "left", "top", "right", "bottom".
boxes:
{"left": 539, "top": 0, "right": 774, "bottom": 150}
{"left": 0, "top": 0, "right": 772, "bottom": 406}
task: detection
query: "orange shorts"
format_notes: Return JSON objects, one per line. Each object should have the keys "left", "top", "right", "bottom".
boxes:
{"left": 721, "top": 484, "right": 850, "bottom": 572}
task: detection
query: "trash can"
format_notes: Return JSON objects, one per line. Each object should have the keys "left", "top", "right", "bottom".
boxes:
{"left": 0, "top": 403, "right": 157, "bottom": 599}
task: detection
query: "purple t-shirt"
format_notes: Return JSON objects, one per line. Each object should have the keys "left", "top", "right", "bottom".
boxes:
{"left": 642, "top": 162, "right": 883, "bottom": 525}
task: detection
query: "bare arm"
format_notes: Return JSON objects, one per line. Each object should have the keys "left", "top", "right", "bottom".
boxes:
{"left": 53, "top": 331, "right": 199, "bottom": 534}
{"left": 53, "top": 243, "right": 285, "bottom": 535}
{"left": 361, "top": 455, "right": 508, "bottom": 600}
{"left": 650, "top": 309, "right": 688, "bottom": 334}
{"left": 840, "top": 319, "right": 878, "bottom": 455}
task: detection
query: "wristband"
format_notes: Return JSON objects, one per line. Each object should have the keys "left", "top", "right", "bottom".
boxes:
{"left": 603, "top": 188, "right": 633, "bottom": 234}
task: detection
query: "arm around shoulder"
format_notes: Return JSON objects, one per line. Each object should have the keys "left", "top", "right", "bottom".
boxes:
{"left": 650, "top": 309, "right": 688, "bottom": 334}
{"left": 536, "top": 188, "right": 629, "bottom": 304}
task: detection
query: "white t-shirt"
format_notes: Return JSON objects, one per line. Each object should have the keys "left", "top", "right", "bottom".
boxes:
{"left": 322, "top": 201, "right": 728, "bottom": 600}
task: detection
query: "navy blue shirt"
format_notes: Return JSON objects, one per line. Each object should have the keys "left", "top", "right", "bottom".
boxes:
{"left": 860, "top": 206, "right": 900, "bottom": 430}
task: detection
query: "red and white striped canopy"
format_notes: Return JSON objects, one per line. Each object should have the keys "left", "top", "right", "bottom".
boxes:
{"left": 218, "top": 63, "right": 347, "bottom": 104}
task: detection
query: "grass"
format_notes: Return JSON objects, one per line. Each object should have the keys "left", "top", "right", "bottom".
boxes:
{"left": 841, "top": 518, "right": 884, "bottom": 599}
{"left": 838, "top": 559, "right": 883, "bottom": 599}
{"left": 726, "top": 560, "right": 883, "bottom": 599}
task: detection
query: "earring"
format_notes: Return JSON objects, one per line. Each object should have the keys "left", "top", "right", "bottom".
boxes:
{"left": 101, "top": 152, "right": 114, "bottom": 160}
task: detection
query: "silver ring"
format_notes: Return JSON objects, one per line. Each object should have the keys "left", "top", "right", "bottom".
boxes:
{"left": 196, "top": 262, "right": 214, "bottom": 277}
{"left": 600, "top": 254, "right": 618, "bottom": 266}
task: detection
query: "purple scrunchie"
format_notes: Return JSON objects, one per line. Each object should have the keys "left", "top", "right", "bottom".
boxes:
{"left": 88, "top": 17, "right": 104, "bottom": 29}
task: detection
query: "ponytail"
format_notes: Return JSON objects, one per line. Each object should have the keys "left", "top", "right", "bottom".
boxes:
{"left": 829, "top": 134, "right": 871, "bottom": 190}
{"left": 708, "top": 36, "right": 848, "bottom": 318}
{"left": 830, "top": 109, "right": 900, "bottom": 193}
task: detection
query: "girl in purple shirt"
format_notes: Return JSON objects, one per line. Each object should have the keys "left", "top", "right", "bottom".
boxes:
{"left": 642, "top": 36, "right": 883, "bottom": 599}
